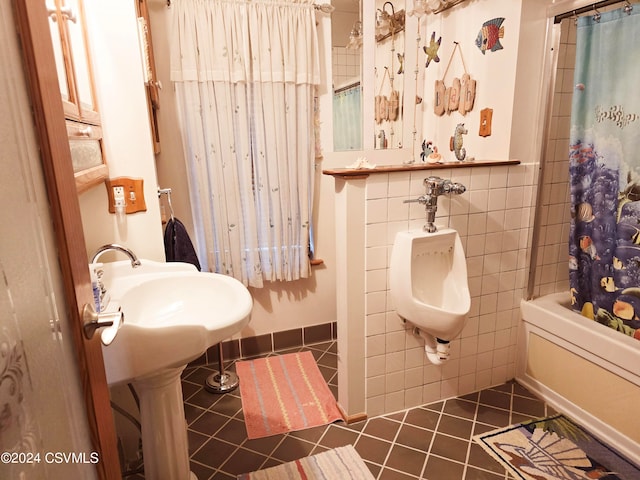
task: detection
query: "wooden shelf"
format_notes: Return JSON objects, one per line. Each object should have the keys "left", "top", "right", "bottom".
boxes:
{"left": 322, "top": 159, "right": 521, "bottom": 179}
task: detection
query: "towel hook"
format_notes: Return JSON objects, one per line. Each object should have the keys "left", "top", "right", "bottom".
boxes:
{"left": 592, "top": 5, "right": 601, "bottom": 22}
{"left": 158, "top": 188, "right": 175, "bottom": 222}
{"left": 624, "top": 1, "right": 633, "bottom": 14}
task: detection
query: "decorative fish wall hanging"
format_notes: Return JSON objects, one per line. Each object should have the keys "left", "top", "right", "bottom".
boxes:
{"left": 475, "top": 17, "right": 505, "bottom": 54}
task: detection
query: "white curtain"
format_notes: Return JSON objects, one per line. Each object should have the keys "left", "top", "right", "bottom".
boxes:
{"left": 170, "top": 0, "right": 320, "bottom": 287}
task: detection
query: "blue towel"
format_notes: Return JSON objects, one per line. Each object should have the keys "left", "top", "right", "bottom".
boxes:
{"left": 164, "top": 217, "right": 201, "bottom": 271}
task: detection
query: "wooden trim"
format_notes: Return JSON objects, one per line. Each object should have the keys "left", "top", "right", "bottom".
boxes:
{"left": 12, "top": 1, "right": 120, "bottom": 479}
{"left": 135, "top": 0, "right": 161, "bottom": 154}
{"left": 337, "top": 403, "right": 367, "bottom": 425}
{"left": 323, "top": 159, "right": 521, "bottom": 179}
{"left": 75, "top": 0, "right": 100, "bottom": 122}
{"left": 75, "top": 164, "right": 109, "bottom": 194}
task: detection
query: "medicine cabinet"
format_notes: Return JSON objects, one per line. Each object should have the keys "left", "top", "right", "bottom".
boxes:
{"left": 47, "top": 0, "right": 108, "bottom": 193}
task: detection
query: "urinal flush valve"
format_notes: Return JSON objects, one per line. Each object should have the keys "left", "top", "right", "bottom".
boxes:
{"left": 425, "top": 176, "right": 466, "bottom": 196}
{"left": 404, "top": 176, "right": 466, "bottom": 232}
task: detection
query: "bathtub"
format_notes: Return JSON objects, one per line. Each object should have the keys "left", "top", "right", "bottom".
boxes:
{"left": 517, "top": 292, "right": 640, "bottom": 462}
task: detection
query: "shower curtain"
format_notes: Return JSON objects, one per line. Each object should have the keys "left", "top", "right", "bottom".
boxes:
{"left": 333, "top": 83, "right": 362, "bottom": 150}
{"left": 170, "top": 0, "right": 319, "bottom": 288}
{"left": 568, "top": 6, "right": 640, "bottom": 341}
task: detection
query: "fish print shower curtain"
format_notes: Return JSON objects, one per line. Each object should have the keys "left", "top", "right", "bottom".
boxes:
{"left": 569, "top": 7, "right": 640, "bottom": 341}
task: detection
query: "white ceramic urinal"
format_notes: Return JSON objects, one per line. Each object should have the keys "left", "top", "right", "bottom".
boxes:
{"left": 389, "top": 228, "right": 470, "bottom": 364}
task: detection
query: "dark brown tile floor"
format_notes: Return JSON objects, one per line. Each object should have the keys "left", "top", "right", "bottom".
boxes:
{"left": 127, "top": 341, "right": 557, "bottom": 479}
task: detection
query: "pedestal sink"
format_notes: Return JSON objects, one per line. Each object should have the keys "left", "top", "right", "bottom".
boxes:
{"left": 99, "top": 260, "right": 252, "bottom": 480}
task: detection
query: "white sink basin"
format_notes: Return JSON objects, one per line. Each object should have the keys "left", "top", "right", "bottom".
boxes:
{"left": 99, "top": 260, "right": 252, "bottom": 386}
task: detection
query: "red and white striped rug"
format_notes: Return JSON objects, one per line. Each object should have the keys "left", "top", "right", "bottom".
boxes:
{"left": 236, "top": 351, "right": 343, "bottom": 439}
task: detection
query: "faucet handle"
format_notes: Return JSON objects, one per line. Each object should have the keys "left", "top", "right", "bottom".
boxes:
{"left": 403, "top": 195, "right": 428, "bottom": 205}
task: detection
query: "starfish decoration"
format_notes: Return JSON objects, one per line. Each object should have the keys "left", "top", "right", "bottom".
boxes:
{"left": 423, "top": 31, "right": 441, "bottom": 68}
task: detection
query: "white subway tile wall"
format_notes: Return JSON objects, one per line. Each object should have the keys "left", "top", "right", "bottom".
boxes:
{"left": 331, "top": 46, "right": 361, "bottom": 90}
{"left": 363, "top": 164, "right": 537, "bottom": 416}
{"left": 533, "top": 18, "right": 574, "bottom": 297}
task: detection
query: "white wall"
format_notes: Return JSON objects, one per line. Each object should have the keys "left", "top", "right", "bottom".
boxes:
{"left": 420, "top": 1, "right": 524, "bottom": 162}
{"left": 79, "top": 0, "right": 165, "bottom": 263}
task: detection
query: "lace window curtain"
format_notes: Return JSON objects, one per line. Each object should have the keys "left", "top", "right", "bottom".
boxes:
{"left": 170, "top": 0, "right": 320, "bottom": 287}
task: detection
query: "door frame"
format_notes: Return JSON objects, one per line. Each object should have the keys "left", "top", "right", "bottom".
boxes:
{"left": 12, "top": 1, "right": 120, "bottom": 478}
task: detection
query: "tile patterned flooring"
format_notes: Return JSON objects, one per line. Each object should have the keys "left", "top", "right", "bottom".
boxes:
{"left": 128, "top": 341, "right": 557, "bottom": 479}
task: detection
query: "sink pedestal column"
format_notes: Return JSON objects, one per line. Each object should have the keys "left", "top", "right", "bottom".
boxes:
{"left": 133, "top": 367, "right": 197, "bottom": 480}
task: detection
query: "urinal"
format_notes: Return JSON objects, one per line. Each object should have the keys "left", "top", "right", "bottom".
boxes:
{"left": 389, "top": 228, "right": 470, "bottom": 364}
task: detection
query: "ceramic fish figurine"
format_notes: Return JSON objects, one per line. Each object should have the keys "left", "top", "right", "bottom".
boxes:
{"left": 475, "top": 18, "right": 505, "bottom": 55}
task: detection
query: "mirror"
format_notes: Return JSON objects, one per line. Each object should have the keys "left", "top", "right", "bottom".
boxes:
{"left": 332, "top": 0, "right": 362, "bottom": 151}
{"left": 373, "top": 0, "right": 405, "bottom": 149}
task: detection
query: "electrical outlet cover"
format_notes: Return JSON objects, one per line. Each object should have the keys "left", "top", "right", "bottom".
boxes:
{"left": 106, "top": 177, "right": 147, "bottom": 214}
{"left": 113, "top": 186, "right": 126, "bottom": 207}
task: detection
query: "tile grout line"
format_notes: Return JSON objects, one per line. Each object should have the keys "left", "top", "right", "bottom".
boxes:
{"left": 250, "top": 433, "right": 294, "bottom": 474}
{"left": 418, "top": 398, "right": 446, "bottom": 479}
{"left": 506, "top": 382, "right": 515, "bottom": 480}
{"left": 461, "top": 392, "right": 481, "bottom": 479}
{"left": 373, "top": 409, "right": 407, "bottom": 480}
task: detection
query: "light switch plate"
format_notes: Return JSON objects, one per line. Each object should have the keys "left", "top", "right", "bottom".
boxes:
{"left": 479, "top": 108, "right": 493, "bottom": 137}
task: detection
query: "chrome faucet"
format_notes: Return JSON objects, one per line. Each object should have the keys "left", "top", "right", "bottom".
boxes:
{"left": 89, "top": 244, "right": 140, "bottom": 312}
{"left": 91, "top": 243, "right": 141, "bottom": 267}
{"left": 404, "top": 176, "right": 466, "bottom": 233}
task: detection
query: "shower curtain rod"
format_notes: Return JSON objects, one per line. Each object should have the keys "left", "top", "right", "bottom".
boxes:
{"left": 334, "top": 81, "right": 360, "bottom": 94}
{"left": 554, "top": 0, "right": 634, "bottom": 23}
{"left": 165, "top": 1, "right": 335, "bottom": 10}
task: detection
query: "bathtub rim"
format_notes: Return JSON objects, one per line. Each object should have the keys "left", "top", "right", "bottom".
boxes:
{"left": 517, "top": 292, "right": 640, "bottom": 465}
{"left": 520, "top": 292, "right": 640, "bottom": 387}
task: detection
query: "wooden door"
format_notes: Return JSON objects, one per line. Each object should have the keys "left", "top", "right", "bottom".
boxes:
{"left": 12, "top": 1, "right": 120, "bottom": 478}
